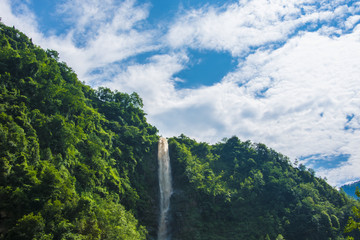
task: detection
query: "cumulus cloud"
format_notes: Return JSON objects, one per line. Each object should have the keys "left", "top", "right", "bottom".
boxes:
{"left": 133, "top": 0, "right": 358, "bottom": 186}
{"left": 103, "top": 52, "right": 189, "bottom": 114}
{"left": 165, "top": 0, "right": 350, "bottom": 56}
{"left": 344, "top": 15, "right": 360, "bottom": 29}
{"left": 2, "top": 0, "right": 360, "bottom": 186}
{"left": 156, "top": 28, "right": 360, "bottom": 186}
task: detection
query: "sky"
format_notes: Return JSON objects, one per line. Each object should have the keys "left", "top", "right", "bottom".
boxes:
{"left": 1, "top": 0, "right": 360, "bottom": 187}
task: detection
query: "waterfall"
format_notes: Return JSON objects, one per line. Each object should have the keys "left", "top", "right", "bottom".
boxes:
{"left": 158, "top": 137, "right": 173, "bottom": 240}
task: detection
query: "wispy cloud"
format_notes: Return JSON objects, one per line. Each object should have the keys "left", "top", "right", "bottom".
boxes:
{"left": 1, "top": 0, "right": 360, "bottom": 186}
{"left": 57, "top": 0, "right": 151, "bottom": 44}
{"left": 0, "top": 0, "right": 40, "bottom": 38}
{"left": 157, "top": 0, "right": 360, "bottom": 185}
{"left": 165, "top": 0, "right": 348, "bottom": 56}
{"left": 103, "top": 52, "right": 189, "bottom": 113}
{"left": 156, "top": 28, "right": 360, "bottom": 186}
{"left": 0, "top": 0, "right": 158, "bottom": 83}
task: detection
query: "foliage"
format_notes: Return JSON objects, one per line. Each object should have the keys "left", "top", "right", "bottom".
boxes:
{"left": 1, "top": 22, "right": 360, "bottom": 240}
{"left": 344, "top": 188, "right": 360, "bottom": 239}
{"left": 168, "top": 135, "right": 359, "bottom": 240}
{"left": 0, "top": 22, "right": 158, "bottom": 239}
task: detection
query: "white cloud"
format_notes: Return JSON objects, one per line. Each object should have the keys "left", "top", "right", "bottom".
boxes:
{"left": 165, "top": 0, "right": 345, "bottom": 56}
{"left": 344, "top": 15, "right": 360, "bottom": 29}
{"left": 103, "top": 52, "right": 188, "bottom": 114}
{"left": 0, "top": 0, "right": 41, "bottom": 40}
{"left": 54, "top": 0, "right": 159, "bottom": 82}
{"left": 146, "top": 27, "right": 360, "bottom": 186}
{"left": 0, "top": 0, "right": 158, "bottom": 83}
{"left": 2, "top": 0, "right": 360, "bottom": 186}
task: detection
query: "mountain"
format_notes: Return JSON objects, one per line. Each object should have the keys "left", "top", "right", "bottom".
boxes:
{"left": 0, "top": 22, "right": 159, "bottom": 239}
{"left": 168, "top": 135, "right": 360, "bottom": 240}
{"left": 1, "top": 22, "right": 360, "bottom": 239}
{"left": 341, "top": 181, "right": 360, "bottom": 200}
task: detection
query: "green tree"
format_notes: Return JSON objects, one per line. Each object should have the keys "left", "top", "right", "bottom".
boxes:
{"left": 5, "top": 213, "right": 52, "bottom": 240}
{"left": 345, "top": 188, "right": 360, "bottom": 239}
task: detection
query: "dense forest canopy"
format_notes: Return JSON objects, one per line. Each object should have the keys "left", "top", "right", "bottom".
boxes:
{"left": 0, "top": 22, "right": 159, "bottom": 239}
{"left": 168, "top": 135, "right": 360, "bottom": 239}
{"left": 1, "top": 22, "right": 360, "bottom": 239}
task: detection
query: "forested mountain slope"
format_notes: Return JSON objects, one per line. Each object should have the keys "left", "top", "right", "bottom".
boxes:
{"left": 0, "top": 23, "right": 159, "bottom": 239}
{"left": 1, "top": 22, "right": 359, "bottom": 240}
{"left": 168, "top": 136, "right": 360, "bottom": 240}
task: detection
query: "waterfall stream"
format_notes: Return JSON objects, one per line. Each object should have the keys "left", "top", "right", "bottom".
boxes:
{"left": 157, "top": 137, "right": 173, "bottom": 240}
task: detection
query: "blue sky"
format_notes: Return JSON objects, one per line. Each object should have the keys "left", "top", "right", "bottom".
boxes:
{"left": 1, "top": 0, "right": 360, "bottom": 186}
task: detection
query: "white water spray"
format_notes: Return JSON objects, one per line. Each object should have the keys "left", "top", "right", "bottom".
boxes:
{"left": 158, "top": 137, "right": 173, "bottom": 240}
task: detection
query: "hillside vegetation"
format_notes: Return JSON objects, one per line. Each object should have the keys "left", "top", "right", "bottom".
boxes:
{"left": 0, "top": 23, "right": 159, "bottom": 239}
{"left": 168, "top": 135, "right": 360, "bottom": 239}
{"left": 1, "top": 22, "right": 359, "bottom": 239}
